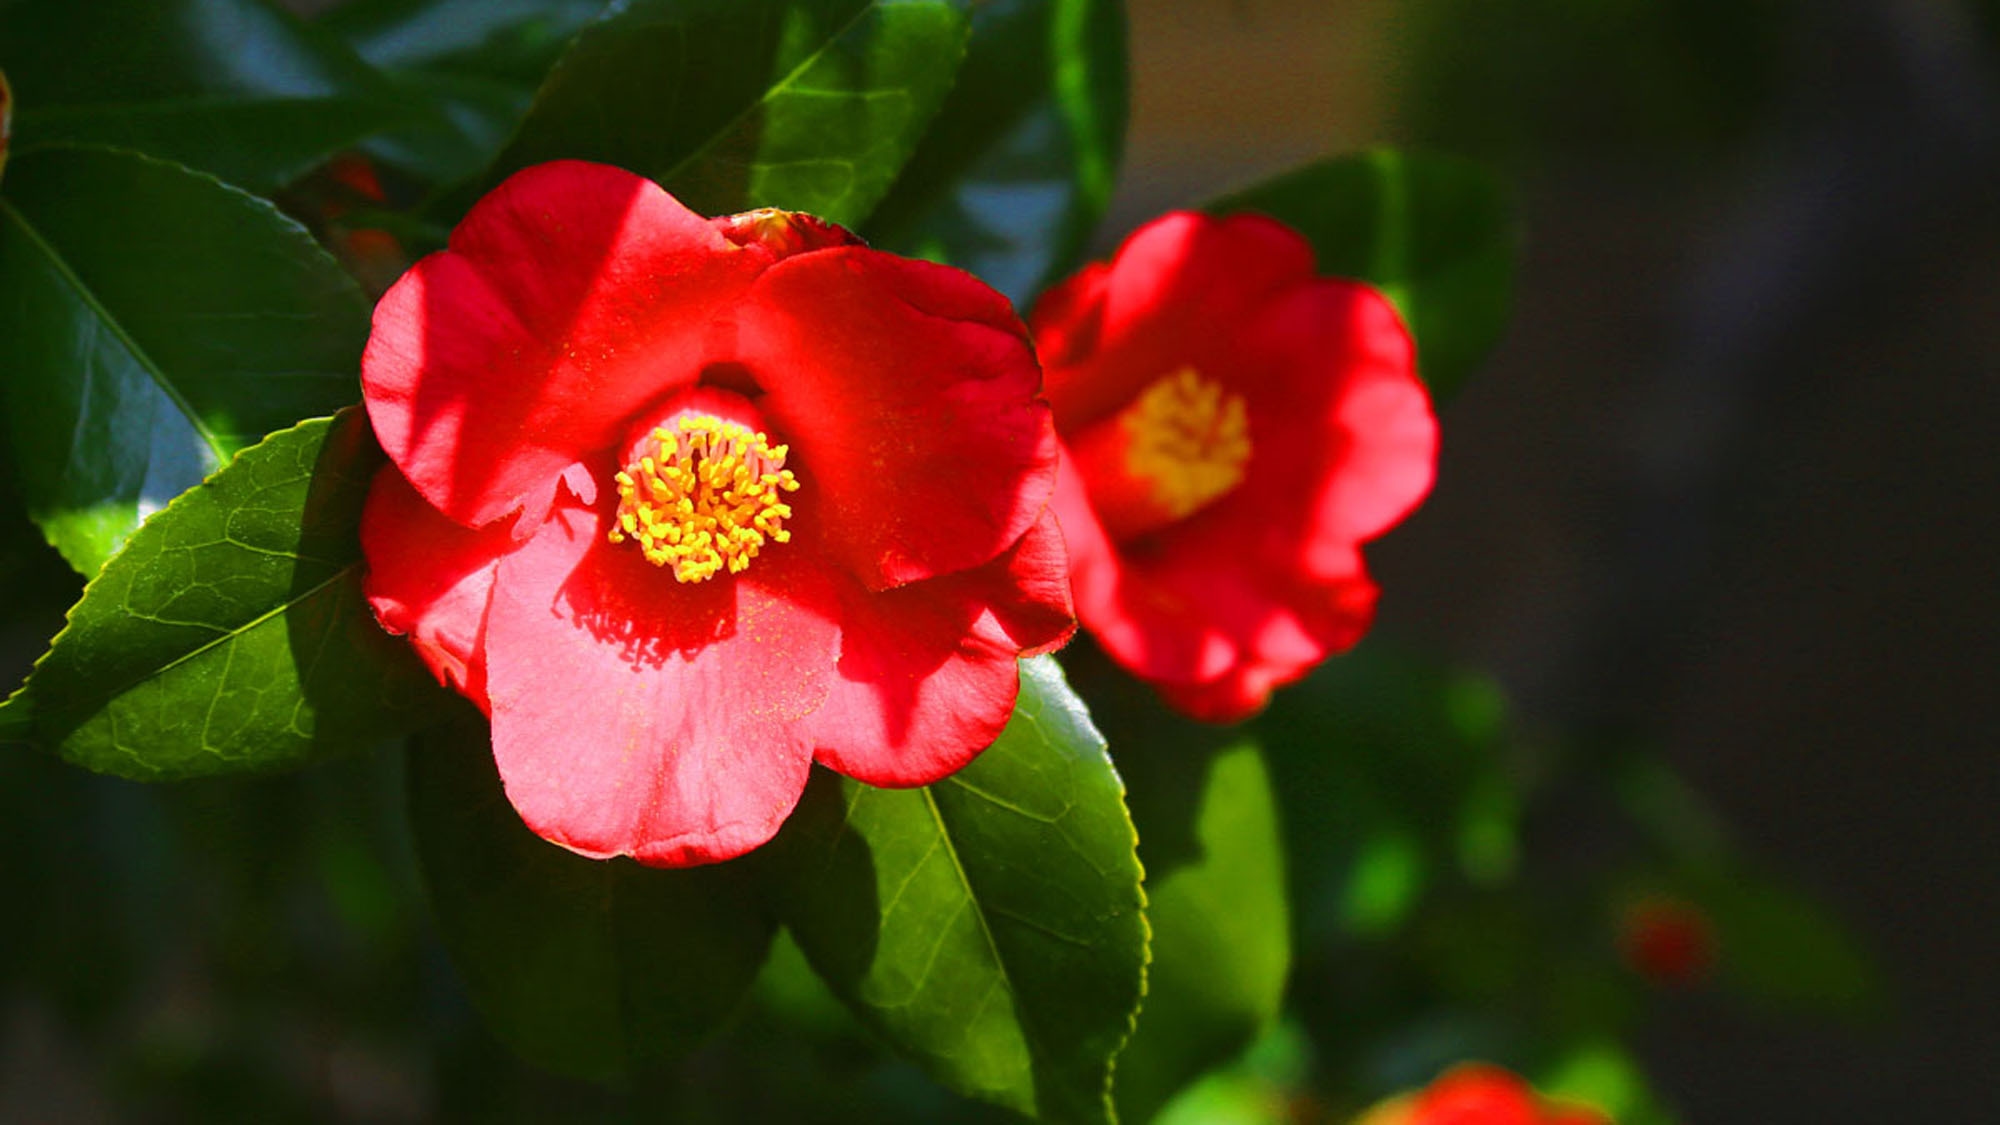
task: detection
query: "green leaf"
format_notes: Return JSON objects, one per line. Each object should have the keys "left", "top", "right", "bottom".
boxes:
{"left": 319, "top": 0, "right": 608, "bottom": 187}
{"left": 0, "top": 411, "right": 442, "bottom": 779}
{"left": 490, "top": 0, "right": 973, "bottom": 227}
{"left": 863, "top": 0, "right": 1127, "bottom": 305}
{"left": 0, "top": 146, "right": 371, "bottom": 574}
{"left": 1113, "top": 740, "right": 1290, "bottom": 1125}
{"left": 0, "top": 0, "right": 403, "bottom": 193}
{"left": 1253, "top": 648, "right": 1518, "bottom": 943}
{"left": 765, "top": 656, "right": 1148, "bottom": 1124}
{"left": 407, "top": 714, "right": 777, "bottom": 1081}
{"left": 1207, "top": 149, "right": 1516, "bottom": 404}
{"left": 323, "top": 0, "right": 605, "bottom": 79}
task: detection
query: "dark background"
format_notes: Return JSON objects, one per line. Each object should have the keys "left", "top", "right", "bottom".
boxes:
{"left": 1107, "top": 0, "right": 1998, "bottom": 1119}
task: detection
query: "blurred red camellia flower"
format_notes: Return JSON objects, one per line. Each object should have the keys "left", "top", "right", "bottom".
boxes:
{"left": 359, "top": 161, "right": 1073, "bottom": 867}
{"left": 1031, "top": 211, "right": 1438, "bottom": 721}
{"left": 1357, "top": 1063, "right": 1612, "bottom": 1125}
{"left": 1618, "top": 895, "right": 1718, "bottom": 986}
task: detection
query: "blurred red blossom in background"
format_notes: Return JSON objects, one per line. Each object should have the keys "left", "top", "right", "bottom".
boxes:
{"left": 1034, "top": 210, "right": 1436, "bottom": 721}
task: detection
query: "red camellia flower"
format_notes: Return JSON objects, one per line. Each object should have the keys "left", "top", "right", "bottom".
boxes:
{"left": 1356, "top": 1064, "right": 1612, "bottom": 1125}
{"left": 1618, "top": 895, "right": 1718, "bottom": 986}
{"left": 359, "top": 161, "right": 1073, "bottom": 867}
{"left": 1031, "top": 210, "right": 1438, "bottom": 721}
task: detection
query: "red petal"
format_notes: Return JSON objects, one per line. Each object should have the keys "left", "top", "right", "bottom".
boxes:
{"left": 1413, "top": 1065, "right": 1540, "bottom": 1125}
{"left": 1034, "top": 211, "right": 1316, "bottom": 433}
{"left": 809, "top": 512, "right": 1075, "bottom": 788}
{"left": 1224, "top": 279, "right": 1437, "bottom": 549}
{"left": 360, "top": 465, "right": 512, "bottom": 711}
{"left": 734, "top": 248, "right": 1056, "bottom": 589}
{"left": 362, "top": 161, "right": 767, "bottom": 530}
{"left": 480, "top": 503, "right": 840, "bottom": 867}
{"left": 1052, "top": 445, "right": 1237, "bottom": 686}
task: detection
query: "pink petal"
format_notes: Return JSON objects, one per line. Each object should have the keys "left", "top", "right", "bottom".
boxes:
{"left": 480, "top": 503, "right": 841, "bottom": 867}
{"left": 362, "top": 161, "right": 767, "bottom": 530}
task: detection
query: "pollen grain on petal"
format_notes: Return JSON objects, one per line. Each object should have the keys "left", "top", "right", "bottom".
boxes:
{"left": 607, "top": 415, "right": 800, "bottom": 583}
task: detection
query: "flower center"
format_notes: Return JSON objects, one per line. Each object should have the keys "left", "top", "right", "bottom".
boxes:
{"left": 1123, "top": 366, "right": 1251, "bottom": 517}
{"left": 607, "top": 414, "right": 800, "bottom": 583}
{"left": 1070, "top": 366, "right": 1251, "bottom": 541}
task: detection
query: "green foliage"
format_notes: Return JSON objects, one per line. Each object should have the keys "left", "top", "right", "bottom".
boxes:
{"left": 765, "top": 657, "right": 1148, "bottom": 1124}
{"left": 407, "top": 715, "right": 777, "bottom": 1082}
{"left": 319, "top": 0, "right": 608, "bottom": 186}
{"left": 0, "top": 412, "right": 442, "bottom": 779}
{"left": 1112, "top": 741, "right": 1290, "bottom": 1125}
{"left": 1393, "top": 0, "right": 1791, "bottom": 161}
{"left": 864, "top": 0, "right": 1127, "bottom": 305}
{"left": 1255, "top": 648, "right": 1520, "bottom": 944}
{"left": 0, "top": 146, "right": 372, "bottom": 573}
{"left": 1209, "top": 149, "right": 1516, "bottom": 404}
{"left": 0, "top": 0, "right": 402, "bottom": 192}
{"left": 490, "top": 0, "right": 973, "bottom": 228}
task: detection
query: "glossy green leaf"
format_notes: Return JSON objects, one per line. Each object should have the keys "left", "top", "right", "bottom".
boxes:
{"left": 323, "top": 0, "right": 605, "bottom": 77}
{"left": 1113, "top": 740, "right": 1290, "bottom": 1125}
{"left": 0, "top": 0, "right": 402, "bottom": 193}
{"left": 765, "top": 656, "right": 1148, "bottom": 1124}
{"left": 408, "top": 714, "right": 777, "bottom": 1081}
{"left": 0, "top": 412, "right": 442, "bottom": 779}
{"left": 1208, "top": 149, "right": 1516, "bottom": 404}
{"left": 320, "top": 0, "right": 608, "bottom": 187}
{"left": 491, "top": 0, "right": 973, "bottom": 227}
{"left": 0, "top": 146, "right": 371, "bottom": 574}
{"left": 863, "top": 0, "right": 1127, "bottom": 305}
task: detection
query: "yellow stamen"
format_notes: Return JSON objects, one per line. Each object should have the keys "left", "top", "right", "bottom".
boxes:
{"left": 1120, "top": 366, "right": 1251, "bottom": 524}
{"left": 606, "top": 415, "right": 800, "bottom": 583}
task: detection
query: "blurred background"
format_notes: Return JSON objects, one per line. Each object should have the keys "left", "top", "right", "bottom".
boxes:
{"left": 1099, "top": 0, "right": 1997, "bottom": 1118}
{"left": 3, "top": 0, "right": 1995, "bottom": 1120}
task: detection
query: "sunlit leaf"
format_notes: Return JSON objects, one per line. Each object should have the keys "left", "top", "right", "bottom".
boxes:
{"left": 408, "top": 715, "right": 776, "bottom": 1081}
{"left": 1208, "top": 149, "right": 1516, "bottom": 403}
{"left": 0, "top": 412, "right": 441, "bottom": 778}
{"left": 490, "top": 0, "right": 972, "bottom": 227}
{"left": 0, "top": 0, "right": 402, "bottom": 193}
{"left": 0, "top": 146, "right": 372, "bottom": 574}
{"left": 765, "top": 656, "right": 1148, "bottom": 1124}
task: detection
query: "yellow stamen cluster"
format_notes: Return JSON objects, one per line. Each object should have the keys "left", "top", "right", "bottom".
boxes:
{"left": 1122, "top": 366, "right": 1251, "bottom": 521}
{"left": 607, "top": 415, "right": 800, "bottom": 583}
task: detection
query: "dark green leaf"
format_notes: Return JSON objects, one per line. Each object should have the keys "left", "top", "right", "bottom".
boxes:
{"left": 408, "top": 714, "right": 777, "bottom": 1081}
{"left": 0, "top": 0, "right": 402, "bottom": 193}
{"left": 323, "top": 0, "right": 605, "bottom": 80}
{"left": 1208, "top": 149, "right": 1516, "bottom": 404}
{"left": 765, "top": 656, "right": 1147, "bottom": 1124}
{"left": 0, "top": 412, "right": 442, "bottom": 779}
{"left": 320, "top": 0, "right": 608, "bottom": 187}
{"left": 1112, "top": 741, "right": 1289, "bottom": 1125}
{"left": 1254, "top": 648, "right": 1519, "bottom": 943}
{"left": 491, "top": 0, "right": 973, "bottom": 227}
{"left": 863, "top": 0, "right": 1127, "bottom": 305}
{"left": 0, "top": 146, "right": 371, "bottom": 574}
